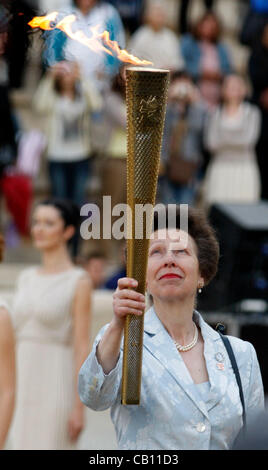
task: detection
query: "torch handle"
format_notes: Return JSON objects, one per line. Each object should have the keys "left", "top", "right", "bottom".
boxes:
{"left": 121, "top": 67, "right": 170, "bottom": 405}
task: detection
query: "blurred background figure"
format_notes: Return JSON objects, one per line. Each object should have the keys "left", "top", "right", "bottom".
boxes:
{"left": 240, "top": 0, "right": 268, "bottom": 49}
{"left": 0, "top": 232, "right": 15, "bottom": 450}
{"left": 159, "top": 70, "right": 207, "bottom": 206}
{"left": 0, "top": 4, "right": 9, "bottom": 88}
{"left": 179, "top": 0, "right": 214, "bottom": 34}
{"left": 43, "top": 0, "right": 125, "bottom": 92}
{"left": 83, "top": 251, "right": 107, "bottom": 289}
{"left": 33, "top": 61, "right": 102, "bottom": 208}
{"left": 10, "top": 199, "right": 92, "bottom": 450}
{"left": 0, "top": 3, "right": 16, "bottom": 174}
{"left": 33, "top": 60, "right": 102, "bottom": 255}
{"left": 181, "top": 11, "right": 232, "bottom": 109}
{"left": 99, "top": 71, "right": 126, "bottom": 259}
{"left": 129, "top": 0, "right": 184, "bottom": 71}
{"left": 104, "top": 240, "right": 126, "bottom": 290}
{"left": 106, "top": 0, "right": 145, "bottom": 35}
{"left": 39, "top": 1, "right": 72, "bottom": 13}
{"left": 0, "top": 3, "right": 33, "bottom": 247}
{"left": 203, "top": 74, "right": 261, "bottom": 207}
{"left": 5, "top": 0, "right": 36, "bottom": 89}
{"left": 246, "top": 23, "right": 268, "bottom": 201}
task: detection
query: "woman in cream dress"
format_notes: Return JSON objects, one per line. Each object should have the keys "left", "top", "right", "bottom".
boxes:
{"left": 203, "top": 74, "right": 261, "bottom": 206}
{"left": 10, "top": 199, "right": 92, "bottom": 450}
{"left": 0, "top": 233, "right": 15, "bottom": 450}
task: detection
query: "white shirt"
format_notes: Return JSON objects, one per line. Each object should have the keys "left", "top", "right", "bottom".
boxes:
{"left": 129, "top": 25, "right": 184, "bottom": 71}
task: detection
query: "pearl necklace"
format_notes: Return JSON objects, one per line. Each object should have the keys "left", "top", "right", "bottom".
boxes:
{"left": 174, "top": 323, "right": 198, "bottom": 352}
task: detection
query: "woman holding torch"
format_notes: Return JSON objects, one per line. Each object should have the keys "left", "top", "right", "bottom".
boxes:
{"left": 78, "top": 205, "right": 264, "bottom": 450}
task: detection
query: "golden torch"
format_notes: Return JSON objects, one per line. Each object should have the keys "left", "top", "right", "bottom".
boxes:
{"left": 122, "top": 67, "right": 170, "bottom": 405}
{"left": 27, "top": 11, "right": 169, "bottom": 406}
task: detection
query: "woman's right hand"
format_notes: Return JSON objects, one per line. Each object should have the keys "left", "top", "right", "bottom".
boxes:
{"left": 112, "top": 278, "right": 146, "bottom": 329}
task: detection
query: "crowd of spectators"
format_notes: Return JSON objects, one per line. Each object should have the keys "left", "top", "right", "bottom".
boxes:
{"left": 0, "top": 0, "right": 268, "bottom": 273}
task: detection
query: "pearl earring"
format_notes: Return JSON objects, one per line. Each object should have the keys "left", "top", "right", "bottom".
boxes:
{"left": 198, "top": 282, "right": 203, "bottom": 294}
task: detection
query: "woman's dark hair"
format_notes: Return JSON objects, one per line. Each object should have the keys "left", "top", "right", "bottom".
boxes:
{"left": 192, "top": 11, "right": 222, "bottom": 44}
{"left": 152, "top": 205, "right": 220, "bottom": 285}
{"left": 37, "top": 198, "right": 80, "bottom": 230}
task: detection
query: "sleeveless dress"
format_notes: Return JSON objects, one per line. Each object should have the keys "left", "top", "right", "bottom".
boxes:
{"left": 0, "top": 297, "right": 13, "bottom": 450}
{"left": 204, "top": 103, "right": 261, "bottom": 206}
{"left": 10, "top": 266, "right": 87, "bottom": 450}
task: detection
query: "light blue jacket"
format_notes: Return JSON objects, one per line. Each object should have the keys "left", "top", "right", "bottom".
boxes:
{"left": 180, "top": 34, "right": 232, "bottom": 81}
{"left": 78, "top": 308, "right": 264, "bottom": 450}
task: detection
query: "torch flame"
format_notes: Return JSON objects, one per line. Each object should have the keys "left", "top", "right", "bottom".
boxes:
{"left": 28, "top": 11, "right": 59, "bottom": 31}
{"left": 28, "top": 12, "right": 153, "bottom": 66}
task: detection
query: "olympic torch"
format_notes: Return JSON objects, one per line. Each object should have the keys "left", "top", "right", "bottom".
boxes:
{"left": 122, "top": 67, "right": 170, "bottom": 405}
{"left": 27, "top": 10, "right": 170, "bottom": 406}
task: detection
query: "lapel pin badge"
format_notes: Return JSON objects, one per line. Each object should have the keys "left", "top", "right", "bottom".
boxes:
{"left": 215, "top": 352, "right": 225, "bottom": 371}
{"left": 215, "top": 352, "right": 224, "bottom": 362}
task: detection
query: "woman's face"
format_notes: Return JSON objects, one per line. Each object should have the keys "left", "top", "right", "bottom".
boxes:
{"left": 146, "top": 229, "right": 204, "bottom": 302}
{"left": 31, "top": 205, "right": 73, "bottom": 251}
{"left": 197, "top": 15, "right": 219, "bottom": 42}
{"left": 75, "top": 0, "right": 96, "bottom": 13}
{"left": 222, "top": 75, "right": 246, "bottom": 103}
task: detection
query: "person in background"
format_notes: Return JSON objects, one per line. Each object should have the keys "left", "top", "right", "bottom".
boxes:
{"left": 99, "top": 71, "right": 127, "bottom": 260}
{"left": 0, "top": 4, "right": 17, "bottom": 177}
{"left": 43, "top": 0, "right": 125, "bottom": 92}
{"left": 39, "top": 1, "right": 72, "bottom": 13}
{"left": 5, "top": 0, "right": 37, "bottom": 89}
{"left": 203, "top": 74, "right": 261, "bottom": 207}
{"left": 181, "top": 11, "right": 232, "bottom": 109}
{"left": 0, "top": 232, "right": 15, "bottom": 450}
{"left": 106, "top": 0, "right": 145, "bottom": 35}
{"left": 33, "top": 61, "right": 102, "bottom": 255}
{"left": 159, "top": 70, "right": 207, "bottom": 206}
{"left": 10, "top": 199, "right": 92, "bottom": 450}
{"left": 240, "top": 0, "right": 268, "bottom": 48}
{"left": 179, "top": 0, "right": 214, "bottom": 34}
{"left": 104, "top": 241, "right": 126, "bottom": 290}
{"left": 0, "top": 4, "right": 9, "bottom": 88}
{"left": 247, "top": 22, "right": 268, "bottom": 200}
{"left": 129, "top": 0, "right": 184, "bottom": 71}
{"left": 83, "top": 251, "right": 107, "bottom": 289}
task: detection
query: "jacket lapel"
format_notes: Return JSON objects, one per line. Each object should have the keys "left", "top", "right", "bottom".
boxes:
{"left": 143, "top": 307, "right": 209, "bottom": 419}
{"left": 193, "top": 311, "right": 229, "bottom": 412}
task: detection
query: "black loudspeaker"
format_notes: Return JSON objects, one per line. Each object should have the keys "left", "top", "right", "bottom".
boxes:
{"left": 199, "top": 202, "right": 268, "bottom": 312}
